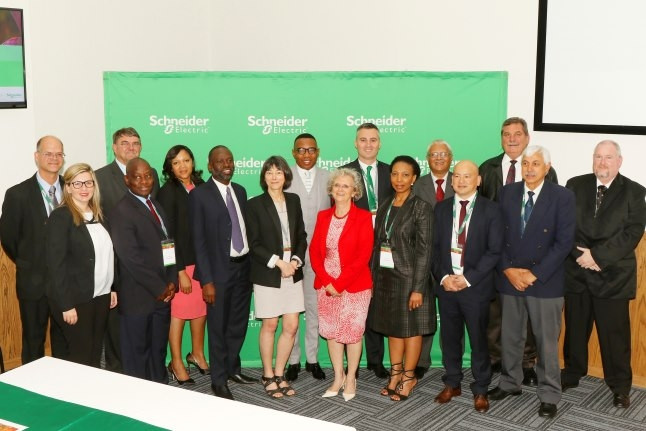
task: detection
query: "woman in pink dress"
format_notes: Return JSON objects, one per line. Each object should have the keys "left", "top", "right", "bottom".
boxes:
{"left": 158, "top": 145, "right": 207, "bottom": 384}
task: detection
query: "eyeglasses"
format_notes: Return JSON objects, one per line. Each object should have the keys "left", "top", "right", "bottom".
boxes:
{"left": 117, "top": 141, "right": 141, "bottom": 147}
{"left": 40, "top": 152, "right": 65, "bottom": 159}
{"left": 427, "top": 152, "right": 450, "bottom": 159}
{"left": 69, "top": 180, "right": 95, "bottom": 189}
{"left": 295, "top": 147, "right": 318, "bottom": 155}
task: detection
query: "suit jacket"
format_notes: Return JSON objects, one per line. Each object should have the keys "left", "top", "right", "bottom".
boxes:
{"left": 565, "top": 173, "right": 646, "bottom": 299}
{"left": 479, "top": 153, "right": 558, "bottom": 202}
{"left": 414, "top": 171, "right": 454, "bottom": 208}
{"left": 0, "top": 174, "right": 64, "bottom": 300}
{"left": 247, "top": 192, "right": 307, "bottom": 287}
{"left": 288, "top": 165, "right": 331, "bottom": 246}
{"left": 157, "top": 179, "right": 204, "bottom": 270}
{"left": 45, "top": 206, "right": 109, "bottom": 311}
{"left": 309, "top": 204, "right": 374, "bottom": 293}
{"left": 433, "top": 195, "right": 503, "bottom": 302}
{"left": 189, "top": 178, "right": 249, "bottom": 286}
{"left": 372, "top": 193, "right": 433, "bottom": 295}
{"left": 341, "top": 159, "right": 394, "bottom": 210}
{"left": 498, "top": 181, "right": 576, "bottom": 298}
{"left": 96, "top": 160, "right": 160, "bottom": 216}
{"left": 109, "top": 193, "right": 176, "bottom": 315}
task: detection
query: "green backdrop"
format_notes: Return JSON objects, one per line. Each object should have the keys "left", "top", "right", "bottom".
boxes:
{"left": 103, "top": 71, "right": 507, "bottom": 368}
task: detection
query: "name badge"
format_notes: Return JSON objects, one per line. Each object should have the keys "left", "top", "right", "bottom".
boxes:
{"left": 380, "top": 243, "right": 395, "bottom": 269}
{"left": 450, "top": 247, "right": 463, "bottom": 275}
{"left": 162, "top": 239, "right": 176, "bottom": 267}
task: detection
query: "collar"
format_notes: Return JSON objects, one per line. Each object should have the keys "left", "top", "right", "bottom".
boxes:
{"left": 115, "top": 159, "right": 127, "bottom": 175}
{"left": 524, "top": 180, "right": 545, "bottom": 200}
{"left": 358, "top": 160, "right": 377, "bottom": 171}
{"left": 596, "top": 177, "right": 615, "bottom": 189}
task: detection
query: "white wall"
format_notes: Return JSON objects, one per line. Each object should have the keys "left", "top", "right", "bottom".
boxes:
{"left": 1, "top": 0, "right": 644, "bottom": 201}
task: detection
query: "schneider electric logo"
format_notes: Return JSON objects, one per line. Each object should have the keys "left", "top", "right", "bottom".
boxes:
{"left": 247, "top": 115, "right": 308, "bottom": 135}
{"left": 149, "top": 115, "right": 210, "bottom": 135}
{"left": 346, "top": 115, "right": 407, "bottom": 134}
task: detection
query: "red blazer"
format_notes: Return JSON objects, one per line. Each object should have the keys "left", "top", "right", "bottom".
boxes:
{"left": 309, "top": 204, "right": 374, "bottom": 293}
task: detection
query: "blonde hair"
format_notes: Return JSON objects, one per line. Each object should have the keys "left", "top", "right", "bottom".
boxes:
{"left": 62, "top": 163, "right": 103, "bottom": 226}
{"left": 326, "top": 168, "right": 364, "bottom": 200}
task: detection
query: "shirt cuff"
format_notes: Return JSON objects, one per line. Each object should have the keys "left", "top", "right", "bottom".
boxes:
{"left": 291, "top": 255, "right": 303, "bottom": 268}
{"left": 267, "top": 254, "right": 280, "bottom": 268}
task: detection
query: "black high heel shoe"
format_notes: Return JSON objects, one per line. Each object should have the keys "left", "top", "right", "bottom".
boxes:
{"left": 167, "top": 363, "right": 195, "bottom": 385}
{"left": 186, "top": 352, "right": 210, "bottom": 375}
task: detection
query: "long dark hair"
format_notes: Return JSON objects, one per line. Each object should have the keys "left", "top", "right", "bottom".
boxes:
{"left": 162, "top": 145, "right": 204, "bottom": 186}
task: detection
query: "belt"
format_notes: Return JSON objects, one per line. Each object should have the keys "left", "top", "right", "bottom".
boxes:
{"left": 229, "top": 254, "right": 248, "bottom": 263}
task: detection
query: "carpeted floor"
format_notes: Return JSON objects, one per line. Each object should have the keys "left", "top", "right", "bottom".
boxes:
{"left": 168, "top": 365, "right": 646, "bottom": 430}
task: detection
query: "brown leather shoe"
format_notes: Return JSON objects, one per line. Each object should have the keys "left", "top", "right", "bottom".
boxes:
{"left": 434, "top": 385, "right": 461, "bottom": 403}
{"left": 474, "top": 394, "right": 489, "bottom": 412}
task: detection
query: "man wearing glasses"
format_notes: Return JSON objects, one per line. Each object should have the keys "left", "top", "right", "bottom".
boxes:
{"left": 96, "top": 127, "right": 160, "bottom": 372}
{"left": 284, "top": 133, "right": 331, "bottom": 382}
{"left": 1, "top": 135, "right": 67, "bottom": 364}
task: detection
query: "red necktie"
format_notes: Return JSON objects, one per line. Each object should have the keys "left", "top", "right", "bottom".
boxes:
{"left": 505, "top": 160, "right": 517, "bottom": 185}
{"left": 435, "top": 179, "right": 445, "bottom": 202}
{"left": 458, "top": 200, "right": 468, "bottom": 266}
{"left": 146, "top": 199, "right": 161, "bottom": 226}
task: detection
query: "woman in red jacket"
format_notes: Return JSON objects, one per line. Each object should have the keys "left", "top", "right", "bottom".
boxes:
{"left": 309, "top": 168, "right": 374, "bottom": 402}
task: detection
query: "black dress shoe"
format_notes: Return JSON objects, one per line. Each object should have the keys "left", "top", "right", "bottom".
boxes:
{"left": 561, "top": 380, "right": 579, "bottom": 392}
{"left": 228, "top": 373, "right": 258, "bottom": 384}
{"left": 367, "top": 363, "right": 389, "bottom": 379}
{"left": 538, "top": 402, "right": 557, "bottom": 418}
{"left": 522, "top": 368, "right": 538, "bottom": 387}
{"left": 414, "top": 366, "right": 428, "bottom": 379}
{"left": 487, "top": 386, "right": 522, "bottom": 401}
{"left": 613, "top": 393, "right": 630, "bottom": 408}
{"left": 285, "top": 363, "right": 300, "bottom": 381}
{"left": 212, "top": 383, "right": 234, "bottom": 400}
{"left": 305, "top": 362, "right": 326, "bottom": 380}
{"left": 490, "top": 362, "right": 502, "bottom": 373}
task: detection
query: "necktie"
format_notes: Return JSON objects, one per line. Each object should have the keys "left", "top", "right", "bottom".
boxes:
{"left": 458, "top": 200, "right": 468, "bottom": 266}
{"left": 146, "top": 199, "right": 161, "bottom": 226}
{"left": 49, "top": 185, "right": 59, "bottom": 213}
{"left": 522, "top": 191, "right": 534, "bottom": 234}
{"left": 304, "top": 170, "right": 313, "bottom": 193}
{"left": 226, "top": 186, "right": 244, "bottom": 253}
{"left": 506, "top": 160, "right": 517, "bottom": 185}
{"left": 365, "top": 165, "right": 377, "bottom": 212}
{"left": 595, "top": 185, "right": 607, "bottom": 217}
{"left": 435, "top": 179, "right": 445, "bottom": 202}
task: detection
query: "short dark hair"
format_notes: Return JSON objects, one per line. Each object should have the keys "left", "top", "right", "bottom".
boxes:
{"left": 294, "top": 133, "right": 317, "bottom": 146}
{"left": 112, "top": 127, "right": 140, "bottom": 145}
{"left": 162, "top": 145, "right": 204, "bottom": 186}
{"left": 260, "top": 155, "right": 293, "bottom": 191}
{"left": 208, "top": 145, "right": 230, "bottom": 160}
{"left": 501, "top": 117, "right": 529, "bottom": 135}
{"left": 356, "top": 122, "right": 379, "bottom": 133}
{"left": 390, "top": 155, "right": 421, "bottom": 178}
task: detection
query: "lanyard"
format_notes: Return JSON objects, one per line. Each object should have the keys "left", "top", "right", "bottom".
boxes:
{"left": 452, "top": 194, "right": 477, "bottom": 238}
{"left": 383, "top": 198, "right": 403, "bottom": 241}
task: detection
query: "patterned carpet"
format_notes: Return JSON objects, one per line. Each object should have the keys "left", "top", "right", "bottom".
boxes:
{"left": 168, "top": 366, "right": 646, "bottom": 430}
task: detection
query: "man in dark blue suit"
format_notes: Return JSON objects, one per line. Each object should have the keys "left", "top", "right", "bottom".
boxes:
{"left": 190, "top": 145, "right": 257, "bottom": 400}
{"left": 488, "top": 146, "right": 575, "bottom": 418}
{"left": 432, "top": 161, "right": 503, "bottom": 413}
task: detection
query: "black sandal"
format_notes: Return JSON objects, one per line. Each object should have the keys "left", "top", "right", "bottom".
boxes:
{"left": 275, "top": 375, "right": 296, "bottom": 396}
{"left": 380, "top": 362, "right": 403, "bottom": 396}
{"left": 390, "top": 370, "right": 417, "bottom": 402}
{"left": 261, "top": 376, "right": 283, "bottom": 398}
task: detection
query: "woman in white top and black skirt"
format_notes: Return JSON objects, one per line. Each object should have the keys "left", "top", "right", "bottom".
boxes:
{"left": 46, "top": 163, "right": 117, "bottom": 367}
{"left": 246, "top": 155, "right": 307, "bottom": 398}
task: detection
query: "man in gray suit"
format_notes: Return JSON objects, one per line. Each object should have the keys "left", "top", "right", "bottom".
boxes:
{"left": 412, "top": 139, "right": 454, "bottom": 378}
{"left": 284, "top": 133, "right": 331, "bottom": 381}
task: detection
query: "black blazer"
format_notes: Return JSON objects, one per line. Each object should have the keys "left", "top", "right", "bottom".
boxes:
{"left": 432, "top": 195, "right": 503, "bottom": 302}
{"left": 45, "top": 206, "right": 109, "bottom": 311}
{"left": 157, "top": 179, "right": 204, "bottom": 270}
{"left": 565, "top": 173, "right": 646, "bottom": 299}
{"left": 109, "top": 193, "right": 177, "bottom": 315}
{"left": 0, "top": 174, "right": 63, "bottom": 301}
{"left": 478, "top": 153, "right": 558, "bottom": 202}
{"left": 96, "top": 160, "right": 160, "bottom": 216}
{"left": 246, "top": 192, "right": 307, "bottom": 288}
{"left": 342, "top": 159, "right": 394, "bottom": 210}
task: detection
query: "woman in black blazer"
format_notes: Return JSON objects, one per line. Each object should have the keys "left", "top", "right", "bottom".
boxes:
{"left": 157, "top": 145, "right": 206, "bottom": 384}
{"left": 46, "top": 163, "right": 117, "bottom": 367}
{"left": 247, "top": 156, "right": 307, "bottom": 398}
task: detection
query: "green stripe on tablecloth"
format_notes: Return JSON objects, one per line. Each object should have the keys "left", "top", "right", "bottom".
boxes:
{"left": 0, "top": 382, "right": 168, "bottom": 430}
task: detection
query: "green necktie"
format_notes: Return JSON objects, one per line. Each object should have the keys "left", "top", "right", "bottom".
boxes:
{"left": 365, "top": 165, "right": 377, "bottom": 211}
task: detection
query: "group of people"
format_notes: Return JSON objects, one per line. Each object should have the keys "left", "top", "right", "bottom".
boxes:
{"left": 1, "top": 117, "right": 644, "bottom": 419}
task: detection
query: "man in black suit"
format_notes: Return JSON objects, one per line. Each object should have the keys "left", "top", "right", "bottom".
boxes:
{"left": 432, "top": 160, "right": 503, "bottom": 413}
{"left": 561, "top": 140, "right": 646, "bottom": 408}
{"left": 95, "top": 127, "right": 160, "bottom": 372}
{"left": 190, "top": 145, "right": 257, "bottom": 400}
{"left": 413, "top": 139, "right": 455, "bottom": 379}
{"left": 488, "top": 146, "right": 575, "bottom": 418}
{"left": 341, "top": 122, "right": 393, "bottom": 379}
{"left": 479, "top": 117, "right": 558, "bottom": 385}
{"left": 109, "top": 158, "right": 176, "bottom": 383}
{"left": 0, "top": 135, "right": 66, "bottom": 364}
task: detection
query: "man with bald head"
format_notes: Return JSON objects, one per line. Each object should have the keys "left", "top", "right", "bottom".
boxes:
{"left": 561, "top": 141, "right": 646, "bottom": 408}
{"left": 432, "top": 161, "right": 503, "bottom": 413}
{"left": 109, "top": 158, "right": 176, "bottom": 382}
{"left": 1, "top": 135, "right": 67, "bottom": 364}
